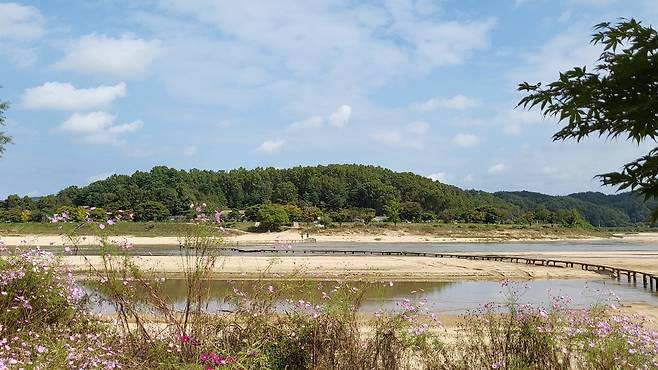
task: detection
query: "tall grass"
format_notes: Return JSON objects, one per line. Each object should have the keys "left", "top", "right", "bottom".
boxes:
{"left": 0, "top": 206, "right": 656, "bottom": 369}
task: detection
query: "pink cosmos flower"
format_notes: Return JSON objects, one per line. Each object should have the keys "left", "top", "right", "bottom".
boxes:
{"left": 99, "top": 224, "right": 106, "bottom": 230}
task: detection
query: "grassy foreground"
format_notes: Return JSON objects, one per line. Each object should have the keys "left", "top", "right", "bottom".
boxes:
{"left": 1, "top": 208, "right": 656, "bottom": 369}
{"left": 2, "top": 241, "right": 658, "bottom": 369}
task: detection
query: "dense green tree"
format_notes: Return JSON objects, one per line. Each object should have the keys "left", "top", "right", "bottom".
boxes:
{"left": 354, "top": 208, "right": 376, "bottom": 224}
{"left": 318, "top": 215, "right": 333, "bottom": 227}
{"left": 4, "top": 208, "right": 22, "bottom": 223}
{"left": 1, "top": 163, "right": 654, "bottom": 227}
{"left": 400, "top": 201, "right": 423, "bottom": 222}
{"left": 225, "top": 210, "right": 243, "bottom": 222}
{"left": 90, "top": 208, "right": 108, "bottom": 222}
{"left": 420, "top": 211, "right": 437, "bottom": 222}
{"left": 134, "top": 201, "right": 170, "bottom": 222}
{"left": 273, "top": 181, "right": 298, "bottom": 204}
{"left": 384, "top": 202, "right": 401, "bottom": 225}
{"left": 301, "top": 206, "right": 323, "bottom": 222}
{"left": 282, "top": 204, "right": 302, "bottom": 222}
{"left": 351, "top": 181, "right": 399, "bottom": 214}
{"left": 257, "top": 204, "right": 289, "bottom": 231}
{"left": 533, "top": 206, "right": 552, "bottom": 223}
{"left": 518, "top": 19, "right": 658, "bottom": 221}
{"left": 333, "top": 208, "right": 353, "bottom": 225}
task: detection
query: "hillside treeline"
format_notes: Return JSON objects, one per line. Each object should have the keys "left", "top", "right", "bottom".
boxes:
{"left": 0, "top": 165, "right": 654, "bottom": 227}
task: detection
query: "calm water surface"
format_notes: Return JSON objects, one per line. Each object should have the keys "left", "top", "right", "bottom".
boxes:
{"left": 41, "top": 239, "right": 658, "bottom": 256}
{"left": 90, "top": 278, "right": 658, "bottom": 315}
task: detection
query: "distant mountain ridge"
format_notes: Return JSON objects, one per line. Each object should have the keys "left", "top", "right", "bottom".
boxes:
{"left": 495, "top": 191, "right": 656, "bottom": 227}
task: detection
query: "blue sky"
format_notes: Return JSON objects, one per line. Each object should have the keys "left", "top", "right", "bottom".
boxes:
{"left": 1, "top": 0, "right": 657, "bottom": 198}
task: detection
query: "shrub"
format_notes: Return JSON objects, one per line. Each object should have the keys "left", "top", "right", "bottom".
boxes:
{"left": 257, "top": 203, "right": 290, "bottom": 231}
{"left": 0, "top": 247, "right": 121, "bottom": 368}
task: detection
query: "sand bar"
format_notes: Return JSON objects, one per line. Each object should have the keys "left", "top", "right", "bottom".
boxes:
{"left": 4, "top": 230, "right": 656, "bottom": 247}
{"left": 62, "top": 255, "right": 604, "bottom": 280}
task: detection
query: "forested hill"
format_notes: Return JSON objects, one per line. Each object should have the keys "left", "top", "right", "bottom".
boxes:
{"left": 0, "top": 165, "right": 654, "bottom": 227}
{"left": 495, "top": 191, "right": 656, "bottom": 227}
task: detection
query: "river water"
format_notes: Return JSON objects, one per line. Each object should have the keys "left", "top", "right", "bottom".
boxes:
{"left": 44, "top": 239, "right": 658, "bottom": 313}
{"left": 90, "top": 278, "right": 658, "bottom": 315}
{"left": 39, "top": 239, "right": 658, "bottom": 256}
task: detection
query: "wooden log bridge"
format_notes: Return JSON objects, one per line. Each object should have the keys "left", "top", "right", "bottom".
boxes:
{"left": 225, "top": 247, "right": 658, "bottom": 293}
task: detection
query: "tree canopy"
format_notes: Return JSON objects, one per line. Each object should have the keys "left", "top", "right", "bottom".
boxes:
{"left": 2, "top": 164, "right": 655, "bottom": 227}
{"left": 0, "top": 96, "right": 11, "bottom": 157}
{"left": 517, "top": 18, "right": 658, "bottom": 221}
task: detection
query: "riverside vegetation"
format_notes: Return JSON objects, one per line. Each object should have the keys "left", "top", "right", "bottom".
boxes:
{"left": 0, "top": 205, "right": 656, "bottom": 369}
{"left": 1, "top": 165, "right": 657, "bottom": 230}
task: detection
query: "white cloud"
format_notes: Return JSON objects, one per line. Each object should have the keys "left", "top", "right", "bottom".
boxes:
{"left": 60, "top": 111, "right": 143, "bottom": 144}
{"left": 21, "top": 82, "right": 127, "bottom": 111}
{"left": 61, "top": 112, "right": 114, "bottom": 133}
{"left": 406, "top": 121, "right": 429, "bottom": 134}
{"left": 412, "top": 95, "right": 478, "bottom": 111}
{"left": 55, "top": 34, "right": 163, "bottom": 77}
{"left": 0, "top": 3, "right": 43, "bottom": 40}
{"left": 329, "top": 105, "right": 352, "bottom": 127}
{"left": 488, "top": 163, "right": 507, "bottom": 175}
{"left": 288, "top": 116, "right": 324, "bottom": 131}
{"left": 452, "top": 133, "right": 481, "bottom": 148}
{"left": 463, "top": 174, "right": 475, "bottom": 183}
{"left": 256, "top": 139, "right": 284, "bottom": 154}
{"left": 106, "top": 120, "right": 143, "bottom": 134}
{"left": 0, "top": 3, "right": 43, "bottom": 67}
{"left": 151, "top": 2, "right": 495, "bottom": 110}
{"left": 427, "top": 172, "right": 448, "bottom": 182}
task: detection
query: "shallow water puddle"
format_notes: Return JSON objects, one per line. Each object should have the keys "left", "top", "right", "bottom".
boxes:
{"left": 88, "top": 278, "right": 658, "bottom": 315}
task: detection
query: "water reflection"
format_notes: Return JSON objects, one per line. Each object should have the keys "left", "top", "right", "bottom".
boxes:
{"left": 88, "top": 278, "right": 658, "bottom": 315}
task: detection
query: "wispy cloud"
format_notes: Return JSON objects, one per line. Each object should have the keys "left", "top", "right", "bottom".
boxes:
{"left": 488, "top": 163, "right": 507, "bottom": 175}
{"left": 0, "top": 2, "right": 44, "bottom": 40}
{"left": 256, "top": 139, "right": 284, "bottom": 154}
{"left": 55, "top": 34, "right": 162, "bottom": 77}
{"left": 328, "top": 105, "right": 352, "bottom": 127}
{"left": 21, "top": 82, "right": 126, "bottom": 110}
{"left": 60, "top": 111, "right": 143, "bottom": 145}
{"left": 406, "top": 121, "right": 429, "bottom": 134}
{"left": 452, "top": 133, "right": 481, "bottom": 148}
{"left": 412, "top": 95, "right": 478, "bottom": 111}
{"left": 287, "top": 116, "right": 324, "bottom": 131}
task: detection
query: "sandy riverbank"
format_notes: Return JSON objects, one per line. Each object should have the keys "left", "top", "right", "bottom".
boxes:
{"left": 4, "top": 230, "right": 656, "bottom": 247}
{"left": 63, "top": 255, "right": 604, "bottom": 280}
